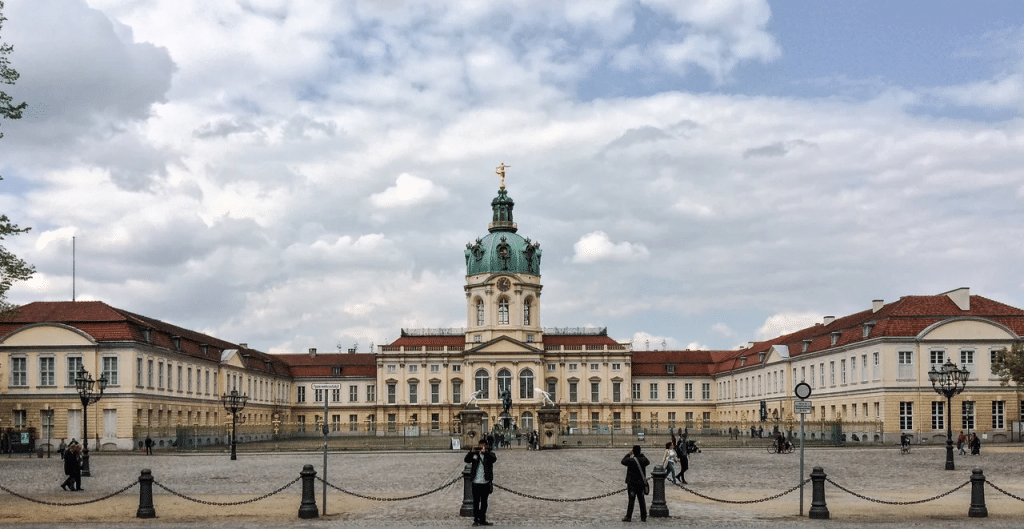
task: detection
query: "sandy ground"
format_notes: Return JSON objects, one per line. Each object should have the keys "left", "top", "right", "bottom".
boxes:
{"left": 1, "top": 444, "right": 1022, "bottom": 526}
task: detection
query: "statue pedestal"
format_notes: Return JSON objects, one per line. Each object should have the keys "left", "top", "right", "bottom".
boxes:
{"left": 536, "top": 406, "right": 561, "bottom": 450}
{"left": 459, "top": 408, "right": 485, "bottom": 449}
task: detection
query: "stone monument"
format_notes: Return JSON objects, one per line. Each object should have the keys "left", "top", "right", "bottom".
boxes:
{"left": 536, "top": 404, "right": 561, "bottom": 449}
{"left": 459, "top": 407, "right": 485, "bottom": 449}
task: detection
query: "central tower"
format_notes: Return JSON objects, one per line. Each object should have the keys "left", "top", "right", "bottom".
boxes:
{"left": 464, "top": 170, "right": 543, "bottom": 345}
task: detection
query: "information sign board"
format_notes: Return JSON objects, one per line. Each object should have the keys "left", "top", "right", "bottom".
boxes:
{"left": 794, "top": 400, "right": 813, "bottom": 414}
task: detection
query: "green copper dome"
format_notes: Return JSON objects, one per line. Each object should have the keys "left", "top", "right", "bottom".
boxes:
{"left": 465, "top": 188, "right": 541, "bottom": 275}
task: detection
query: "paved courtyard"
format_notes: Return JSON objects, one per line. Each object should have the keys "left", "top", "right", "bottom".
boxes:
{"left": 1, "top": 443, "right": 1023, "bottom": 528}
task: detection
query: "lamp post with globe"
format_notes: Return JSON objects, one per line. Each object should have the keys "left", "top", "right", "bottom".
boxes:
{"left": 74, "top": 369, "right": 108, "bottom": 477}
{"left": 928, "top": 360, "right": 970, "bottom": 470}
{"left": 221, "top": 390, "right": 248, "bottom": 461}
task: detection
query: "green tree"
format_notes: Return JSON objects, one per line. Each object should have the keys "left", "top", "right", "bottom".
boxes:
{"left": 1, "top": 0, "right": 28, "bottom": 137}
{"left": 0, "top": 0, "right": 33, "bottom": 312}
{"left": 991, "top": 342, "right": 1024, "bottom": 388}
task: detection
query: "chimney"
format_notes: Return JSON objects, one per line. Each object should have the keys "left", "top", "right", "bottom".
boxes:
{"left": 872, "top": 299, "right": 884, "bottom": 313}
{"left": 747, "top": 341, "right": 755, "bottom": 349}
{"left": 823, "top": 316, "right": 835, "bottom": 325}
{"left": 308, "top": 347, "right": 317, "bottom": 358}
{"left": 945, "top": 287, "right": 970, "bottom": 311}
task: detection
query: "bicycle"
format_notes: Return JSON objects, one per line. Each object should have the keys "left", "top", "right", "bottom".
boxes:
{"left": 766, "top": 442, "right": 794, "bottom": 454}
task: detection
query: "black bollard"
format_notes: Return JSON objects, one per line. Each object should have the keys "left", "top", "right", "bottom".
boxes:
{"left": 968, "top": 468, "right": 988, "bottom": 518}
{"left": 298, "top": 464, "right": 319, "bottom": 519}
{"left": 649, "top": 464, "right": 669, "bottom": 518}
{"left": 136, "top": 469, "right": 156, "bottom": 519}
{"left": 460, "top": 462, "right": 474, "bottom": 517}
{"left": 808, "top": 466, "right": 830, "bottom": 519}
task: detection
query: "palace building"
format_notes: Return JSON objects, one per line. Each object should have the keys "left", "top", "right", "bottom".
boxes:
{"left": 2, "top": 175, "right": 1023, "bottom": 450}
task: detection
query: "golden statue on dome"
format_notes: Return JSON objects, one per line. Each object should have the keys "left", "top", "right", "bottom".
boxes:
{"left": 495, "top": 162, "right": 511, "bottom": 189}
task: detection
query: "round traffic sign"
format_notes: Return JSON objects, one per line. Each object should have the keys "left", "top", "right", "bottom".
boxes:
{"left": 794, "top": 381, "right": 812, "bottom": 400}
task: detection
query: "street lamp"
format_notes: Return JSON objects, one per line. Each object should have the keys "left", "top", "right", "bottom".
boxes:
{"left": 928, "top": 359, "right": 970, "bottom": 470}
{"left": 221, "top": 389, "right": 248, "bottom": 461}
{"left": 74, "top": 369, "right": 108, "bottom": 477}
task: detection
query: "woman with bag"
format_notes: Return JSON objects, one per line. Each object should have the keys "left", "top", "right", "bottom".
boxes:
{"left": 621, "top": 445, "right": 649, "bottom": 522}
{"left": 662, "top": 442, "right": 678, "bottom": 484}
{"left": 60, "top": 444, "right": 82, "bottom": 491}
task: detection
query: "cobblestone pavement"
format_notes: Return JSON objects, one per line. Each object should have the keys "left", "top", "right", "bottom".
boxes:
{"left": 2, "top": 443, "right": 1023, "bottom": 527}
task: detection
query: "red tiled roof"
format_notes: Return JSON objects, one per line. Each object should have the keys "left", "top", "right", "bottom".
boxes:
{"left": 275, "top": 353, "right": 377, "bottom": 378}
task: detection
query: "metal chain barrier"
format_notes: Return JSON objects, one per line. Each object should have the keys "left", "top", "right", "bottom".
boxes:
{"left": 493, "top": 482, "right": 627, "bottom": 502}
{"left": 153, "top": 476, "right": 301, "bottom": 506}
{"left": 317, "top": 474, "right": 461, "bottom": 502}
{"left": 986, "top": 480, "right": 1024, "bottom": 502}
{"left": 673, "top": 478, "right": 808, "bottom": 504}
{"left": 0, "top": 480, "right": 139, "bottom": 506}
{"left": 825, "top": 477, "right": 969, "bottom": 505}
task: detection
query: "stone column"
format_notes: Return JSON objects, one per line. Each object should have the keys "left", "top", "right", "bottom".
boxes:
{"left": 536, "top": 406, "right": 561, "bottom": 450}
{"left": 649, "top": 465, "right": 669, "bottom": 518}
{"left": 968, "top": 468, "right": 988, "bottom": 518}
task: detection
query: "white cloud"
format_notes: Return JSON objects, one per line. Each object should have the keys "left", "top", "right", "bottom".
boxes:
{"left": 370, "top": 174, "right": 450, "bottom": 209}
{"left": 572, "top": 231, "right": 649, "bottom": 263}
{"left": 711, "top": 323, "right": 735, "bottom": 337}
{"left": 755, "top": 312, "right": 822, "bottom": 341}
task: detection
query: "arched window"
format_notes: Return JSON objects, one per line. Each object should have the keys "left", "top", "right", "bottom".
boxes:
{"left": 497, "top": 369, "right": 512, "bottom": 396}
{"left": 519, "top": 368, "right": 534, "bottom": 399}
{"left": 521, "top": 411, "right": 534, "bottom": 432}
{"left": 523, "top": 298, "right": 531, "bottom": 326}
{"left": 475, "top": 369, "right": 490, "bottom": 399}
{"left": 476, "top": 299, "right": 484, "bottom": 326}
{"left": 498, "top": 297, "right": 509, "bottom": 325}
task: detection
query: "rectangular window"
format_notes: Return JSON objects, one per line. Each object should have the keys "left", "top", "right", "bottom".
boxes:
{"left": 702, "top": 382, "right": 711, "bottom": 400}
{"left": 612, "top": 382, "right": 621, "bottom": 403}
{"left": 99, "top": 356, "right": 118, "bottom": 386}
{"left": 349, "top": 385, "right": 358, "bottom": 402}
{"left": 819, "top": 363, "right": 825, "bottom": 387}
{"left": 591, "top": 412, "right": 600, "bottom": 429}
{"left": 431, "top": 382, "right": 440, "bottom": 404}
{"left": 387, "top": 383, "right": 396, "bottom": 404}
{"left": 296, "top": 386, "right": 306, "bottom": 403}
{"left": 408, "top": 364, "right": 418, "bottom": 373}
{"left": 810, "top": 365, "right": 816, "bottom": 388}
{"left": 850, "top": 357, "right": 856, "bottom": 383}
{"left": 569, "top": 412, "right": 579, "bottom": 429}
{"left": 134, "top": 357, "right": 142, "bottom": 387}
{"left": 158, "top": 362, "right": 164, "bottom": 389}
{"left": 667, "top": 382, "right": 676, "bottom": 400}
{"left": 613, "top": 412, "right": 622, "bottom": 429}
{"left": 684, "top": 383, "right": 693, "bottom": 400}
{"left": 898, "top": 351, "right": 914, "bottom": 379}
{"left": 992, "top": 401, "right": 1005, "bottom": 429}
{"left": 367, "top": 384, "right": 376, "bottom": 402}
{"left": 13, "top": 409, "right": 26, "bottom": 428}
{"left": 205, "top": 370, "right": 210, "bottom": 394}
{"left": 931, "top": 401, "right": 945, "bottom": 430}
{"left": 547, "top": 363, "right": 557, "bottom": 371}
{"left": 632, "top": 382, "right": 641, "bottom": 400}
{"left": 612, "top": 363, "right": 621, "bottom": 371}
{"left": 899, "top": 402, "right": 913, "bottom": 430}
{"left": 430, "top": 364, "right": 439, "bottom": 373}
{"left": 408, "top": 382, "right": 418, "bottom": 404}
{"left": 386, "top": 365, "right": 396, "bottom": 373}
{"left": 452, "top": 364, "right": 461, "bottom": 372}
{"left": 331, "top": 388, "right": 341, "bottom": 402}
{"left": 668, "top": 411, "right": 676, "bottom": 428}
{"left": 861, "top": 354, "right": 868, "bottom": 382}
{"left": 829, "top": 361, "right": 835, "bottom": 387}
{"left": 840, "top": 359, "right": 847, "bottom": 385}
{"left": 649, "top": 383, "right": 659, "bottom": 400}
{"left": 315, "top": 388, "right": 324, "bottom": 402}
{"left": 388, "top": 414, "right": 397, "bottom": 431}
{"left": 547, "top": 380, "right": 557, "bottom": 398}
{"left": 961, "top": 401, "right": 975, "bottom": 430}
{"left": 873, "top": 352, "right": 880, "bottom": 379}
{"left": 930, "top": 350, "right": 945, "bottom": 366}
{"left": 569, "top": 382, "right": 578, "bottom": 403}
{"left": 589, "top": 363, "right": 599, "bottom": 370}
{"left": 39, "top": 357, "right": 55, "bottom": 386}
{"left": 590, "top": 382, "right": 600, "bottom": 402}
{"left": 568, "top": 363, "right": 578, "bottom": 371}
{"left": 187, "top": 367, "right": 193, "bottom": 393}
{"left": 176, "top": 365, "right": 182, "bottom": 391}
{"left": 961, "top": 350, "right": 975, "bottom": 378}
{"left": 431, "top": 413, "right": 440, "bottom": 430}
{"left": 147, "top": 359, "right": 154, "bottom": 387}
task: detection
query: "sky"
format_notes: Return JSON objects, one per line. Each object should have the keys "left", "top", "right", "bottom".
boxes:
{"left": 2, "top": 0, "right": 1023, "bottom": 355}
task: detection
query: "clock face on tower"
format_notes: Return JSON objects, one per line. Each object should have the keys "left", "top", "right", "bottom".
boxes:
{"left": 497, "top": 278, "right": 511, "bottom": 292}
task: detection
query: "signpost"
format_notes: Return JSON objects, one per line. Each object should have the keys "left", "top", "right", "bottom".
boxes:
{"left": 312, "top": 383, "right": 342, "bottom": 515}
{"left": 793, "top": 382, "right": 812, "bottom": 517}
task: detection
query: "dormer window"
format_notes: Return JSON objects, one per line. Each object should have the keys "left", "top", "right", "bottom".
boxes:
{"left": 171, "top": 336, "right": 181, "bottom": 350}
{"left": 740, "top": 357, "right": 746, "bottom": 366}
{"left": 200, "top": 344, "right": 209, "bottom": 355}
{"left": 758, "top": 353, "right": 765, "bottom": 363}
{"left": 142, "top": 328, "right": 152, "bottom": 343}
{"left": 332, "top": 366, "right": 342, "bottom": 376}
{"left": 862, "top": 322, "right": 875, "bottom": 339}
{"left": 666, "top": 364, "right": 675, "bottom": 374}
{"left": 802, "top": 339, "right": 812, "bottom": 353}
{"left": 830, "top": 332, "right": 841, "bottom": 346}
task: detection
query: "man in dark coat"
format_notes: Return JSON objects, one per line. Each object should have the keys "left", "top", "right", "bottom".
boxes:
{"left": 61, "top": 444, "right": 82, "bottom": 491}
{"left": 464, "top": 438, "right": 497, "bottom": 526}
{"left": 621, "top": 445, "right": 649, "bottom": 522}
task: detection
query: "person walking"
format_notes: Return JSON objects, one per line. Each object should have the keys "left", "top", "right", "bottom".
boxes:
{"left": 464, "top": 438, "right": 496, "bottom": 526}
{"left": 957, "top": 431, "right": 967, "bottom": 455}
{"left": 662, "top": 442, "right": 678, "bottom": 484}
{"left": 145, "top": 435, "right": 154, "bottom": 455}
{"left": 58, "top": 438, "right": 67, "bottom": 460}
{"left": 969, "top": 433, "right": 981, "bottom": 456}
{"left": 621, "top": 445, "right": 649, "bottom": 522}
{"left": 61, "top": 444, "right": 82, "bottom": 491}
